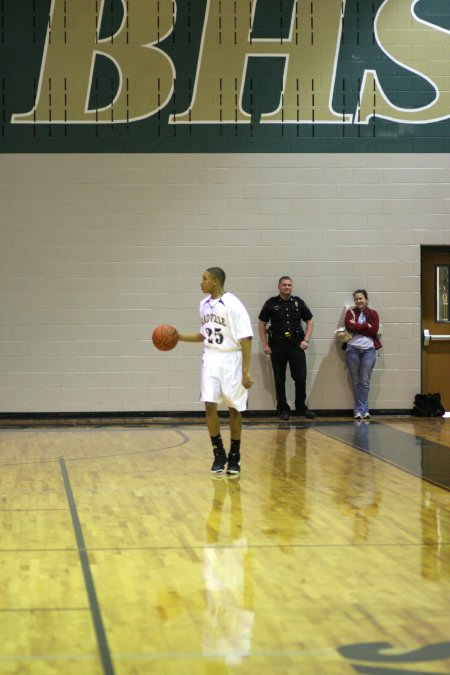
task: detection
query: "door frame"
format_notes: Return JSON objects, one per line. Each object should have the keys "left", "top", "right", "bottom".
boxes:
{"left": 420, "top": 244, "right": 450, "bottom": 397}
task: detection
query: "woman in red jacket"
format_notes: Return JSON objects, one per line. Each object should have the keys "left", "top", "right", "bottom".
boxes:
{"left": 344, "top": 290, "right": 382, "bottom": 420}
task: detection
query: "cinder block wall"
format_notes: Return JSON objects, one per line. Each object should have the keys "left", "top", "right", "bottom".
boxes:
{"left": 1, "top": 153, "right": 449, "bottom": 413}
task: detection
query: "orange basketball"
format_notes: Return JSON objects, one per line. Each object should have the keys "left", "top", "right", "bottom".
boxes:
{"left": 152, "top": 324, "right": 179, "bottom": 351}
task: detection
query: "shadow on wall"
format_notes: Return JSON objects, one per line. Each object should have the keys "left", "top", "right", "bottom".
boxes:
{"left": 308, "top": 338, "right": 354, "bottom": 412}
{"left": 308, "top": 306, "right": 352, "bottom": 411}
{"left": 258, "top": 349, "right": 277, "bottom": 411}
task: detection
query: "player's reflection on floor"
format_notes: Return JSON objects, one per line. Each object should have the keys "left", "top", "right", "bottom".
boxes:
{"left": 203, "top": 477, "right": 254, "bottom": 665}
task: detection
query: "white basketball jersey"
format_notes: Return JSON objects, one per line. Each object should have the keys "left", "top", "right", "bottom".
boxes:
{"left": 199, "top": 292, "right": 253, "bottom": 351}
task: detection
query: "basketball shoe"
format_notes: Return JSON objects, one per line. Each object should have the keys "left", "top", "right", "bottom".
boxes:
{"left": 211, "top": 448, "right": 227, "bottom": 473}
{"left": 226, "top": 451, "right": 240, "bottom": 475}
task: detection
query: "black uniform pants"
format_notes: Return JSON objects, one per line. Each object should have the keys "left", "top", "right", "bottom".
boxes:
{"left": 270, "top": 338, "right": 307, "bottom": 413}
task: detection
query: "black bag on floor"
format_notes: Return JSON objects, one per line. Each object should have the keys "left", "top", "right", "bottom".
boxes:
{"left": 412, "top": 392, "right": 445, "bottom": 417}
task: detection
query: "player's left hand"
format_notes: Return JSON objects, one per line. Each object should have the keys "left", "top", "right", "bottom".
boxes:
{"left": 242, "top": 372, "right": 253, "bottom": 389}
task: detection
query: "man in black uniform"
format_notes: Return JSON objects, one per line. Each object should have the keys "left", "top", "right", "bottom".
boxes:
{"left": 258, "top": 276, "right": 315, "bottom": 420}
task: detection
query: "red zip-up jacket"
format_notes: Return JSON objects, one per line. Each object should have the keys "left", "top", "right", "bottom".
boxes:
{"left": 344, "top": 306, "right": 382, "bottom": 350}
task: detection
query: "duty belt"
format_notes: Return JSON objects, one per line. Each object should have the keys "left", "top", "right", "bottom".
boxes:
{"left": 273, "top": 330, "right": 302, "bottom": 341}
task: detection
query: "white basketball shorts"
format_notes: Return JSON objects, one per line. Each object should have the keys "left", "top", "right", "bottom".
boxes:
{"left": 200, "top": 349, "right": 248, "bottom": 412}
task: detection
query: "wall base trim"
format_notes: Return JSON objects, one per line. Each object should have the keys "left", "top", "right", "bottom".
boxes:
{"left": 0, "top": 409, "right": 414, "bottom": 427}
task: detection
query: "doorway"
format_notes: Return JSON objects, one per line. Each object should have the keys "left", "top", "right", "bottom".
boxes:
{"left": 421, "top": 246, "right": 450, "bottom": 412}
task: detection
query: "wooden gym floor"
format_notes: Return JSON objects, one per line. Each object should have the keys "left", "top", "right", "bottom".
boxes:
{"left": 0, "top": 416, "right": 449, "bottom": 674}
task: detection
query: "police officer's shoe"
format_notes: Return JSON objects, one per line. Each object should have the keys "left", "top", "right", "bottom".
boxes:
{"left": 297, "top": 409, "right": 316, "bottom": 419}
{"left": 226, "top": 451, "right": 240, "bottom": 475}
{"left": 211, "top": 449, "right": 228, "bottom": 473}
{"left": 278, "top": 411, "right": 290, "bottom": 421}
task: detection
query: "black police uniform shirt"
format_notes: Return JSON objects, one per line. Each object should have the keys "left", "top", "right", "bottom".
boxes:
{"left": 258, "top": 295, "right": 313, "bottom": 340}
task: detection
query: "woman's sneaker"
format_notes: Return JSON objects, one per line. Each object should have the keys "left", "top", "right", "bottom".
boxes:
{"left": 354, "top": 412, "right": 363, "bottom": 420}
{"left": 363, "top": 412, "right": 371, "bottom": 420}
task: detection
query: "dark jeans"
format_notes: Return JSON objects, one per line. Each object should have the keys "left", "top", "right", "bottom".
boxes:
{"left": 270, "top": 338, "right": 307, "bottom": 413}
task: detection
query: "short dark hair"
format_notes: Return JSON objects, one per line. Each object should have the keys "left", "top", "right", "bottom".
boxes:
{"left": 278, "top": 275, "right": 292, "bottom": 284}
{"left": 353, "top": 289, "right": 368, "bottom": 300}
{"left": 207, "top": 267, "right": 226, "bottom": 286}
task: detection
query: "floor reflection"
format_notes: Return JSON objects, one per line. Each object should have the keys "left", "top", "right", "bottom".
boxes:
{"left": 353, "top": 419, "right": 370, "bottom": 452}
{"left": 421, "top": 482, "right": 450, "bottom": 580}
{"left": 315, "top": 421, "right": 450, "bottom": 489}
{"left": 261, "top": 425, "right": 311, "bottom": 543}
{"left": 203, "top": 477, "right": 254, "bottom": 664}
{"left": 333, "top": 423, "right": 381, "bottom": 543}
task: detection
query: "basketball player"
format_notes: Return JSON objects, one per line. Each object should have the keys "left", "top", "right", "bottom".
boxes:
{"left": 177, "top": 267, "right": 253, "bottom": 474}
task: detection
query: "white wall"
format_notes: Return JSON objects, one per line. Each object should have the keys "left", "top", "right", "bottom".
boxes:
{"left": 1, "top": 153, "right": 449, "bottom": 413}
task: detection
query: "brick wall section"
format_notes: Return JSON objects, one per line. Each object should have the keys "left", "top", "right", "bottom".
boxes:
{"left": 0, "top": 153, "right": 449, "bottom": 413}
